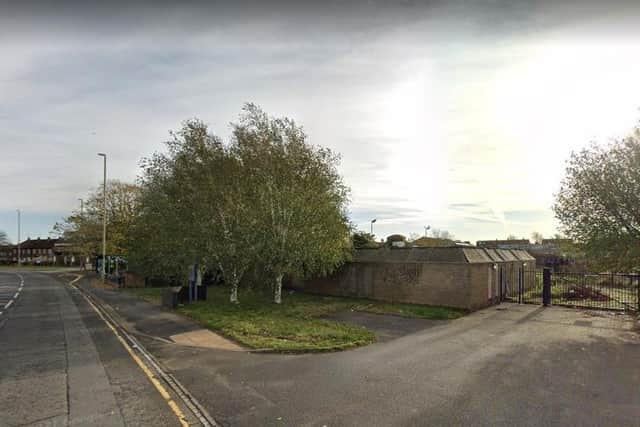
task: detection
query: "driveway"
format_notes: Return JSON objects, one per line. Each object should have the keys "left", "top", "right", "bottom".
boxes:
{"left": 144, "top": 303, "right": 640, "bottom": 426}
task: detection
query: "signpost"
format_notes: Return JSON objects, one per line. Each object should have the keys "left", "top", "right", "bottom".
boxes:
{"left": 189, "top": 263, "right": 199, "bottom": 303}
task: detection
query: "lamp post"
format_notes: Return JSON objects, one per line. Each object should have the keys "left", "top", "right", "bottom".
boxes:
{"left": 370, "top": 218, "right": 377, "bottom": 235}
{"left": 78, "top": 198, "right": 84, "bottom": 216}
{"left": 424, "top": 225, "right": 431, "bottom": 237}
{"left": 16, "top": 209, "right": 21, "bottom": 266}
{"left": 97, "top": 153, "right": 107, "bottom": 283}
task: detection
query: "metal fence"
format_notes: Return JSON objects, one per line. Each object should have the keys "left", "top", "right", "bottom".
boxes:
{"left": 503, "top": 270, "right": 639, "bottom": 313}
{"left": 550, "top": 272, "right": 639, "bottom": 312}
{"left": 502, "top": 269, "right": 542, "bottom": 305}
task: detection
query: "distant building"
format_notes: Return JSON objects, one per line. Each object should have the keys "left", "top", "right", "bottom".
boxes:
{"left": 0, "top": 244, "right": 14, "bottom": 264}
{"left": 477, "top": 238, "right": 575, "bottom": 270}
{"left": 476, "top": 239, "right": 531, "bottom": 249}
{"left": 411, "top": 237, "right": 457, "bottom": 248}
{"left": 6, "top": 238, "right": 83, "bottom": 266}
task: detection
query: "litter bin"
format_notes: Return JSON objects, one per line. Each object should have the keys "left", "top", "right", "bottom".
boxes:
{"left": 196, "top": 284, "right": 207, "bottom": 300}
{"left": 162, "top": 287, "right": 182, "bottom": 309}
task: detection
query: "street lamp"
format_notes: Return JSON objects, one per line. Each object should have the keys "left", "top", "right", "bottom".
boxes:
{"left": 97, "top": 153, "right": 107, "bottom": 283}
{"left": 16, "top": 209, "right": 20, "bottom": 266}
{"left": 370, "top": 218, "right": 377, "bottom": 235}
{"left": 78, "top": 198, "right": 84, "bottom": 216}
{"left": 424, "top": 225, "right": 431, "bottom": 237}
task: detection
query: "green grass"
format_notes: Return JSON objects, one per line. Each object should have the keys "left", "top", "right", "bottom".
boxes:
{"left": 124, "top": 286, "right": 465, "bottom": 351}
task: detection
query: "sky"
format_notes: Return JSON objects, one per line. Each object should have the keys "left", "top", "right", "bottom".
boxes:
{"left": 2, "top": 0, "right": 640, "bottom": 244}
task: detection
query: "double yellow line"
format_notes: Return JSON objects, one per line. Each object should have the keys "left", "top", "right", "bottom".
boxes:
{"left": 68, "top": 275, "right": 190, "bottom": 427}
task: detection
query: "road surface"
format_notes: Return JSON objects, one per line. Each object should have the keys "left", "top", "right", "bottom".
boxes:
{"left": 0, "top": 272, "right": 186, "bottom": 427}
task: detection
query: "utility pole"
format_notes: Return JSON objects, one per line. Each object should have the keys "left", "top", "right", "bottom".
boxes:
{"left": 78, "top": 198, "right": 84, "bottom": 216}
{"left": 97, "top": 153, "right": 107, "bottom": 283}
{"left": 16, "top": 209, "right": 21, "bottom": 266}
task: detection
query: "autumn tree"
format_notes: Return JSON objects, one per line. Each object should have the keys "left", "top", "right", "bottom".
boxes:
{"left": 55, "top": 181, "right": 139, "bottom": 258}
{"left": 554, "top": 127, "right": 640, "bottom": 271}
{"left": 352, "top": 231, "right": 379, "bottom": 249}
{"left": 129, "top": 119, "right": 258, "bottom": 302}
{"left": 232, "top": 104, "right": 352, "bottom": 303}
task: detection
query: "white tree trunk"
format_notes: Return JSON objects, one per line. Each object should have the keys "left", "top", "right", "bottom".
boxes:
{"left": 229, "top": 270, "right": 239, "bottom": 304}
{"left": 274, "top": 273, "right": 283, "bottom": 304}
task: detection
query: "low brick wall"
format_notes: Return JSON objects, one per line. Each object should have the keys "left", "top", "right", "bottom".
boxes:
{"left": 292, "top": 261, "right": 497, "bottom": 311}
{"left": 290, "top": 248, "right": 536, "bottom": 310}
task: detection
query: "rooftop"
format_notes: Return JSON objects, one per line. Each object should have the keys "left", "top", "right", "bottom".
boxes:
{"left": 355, "top": 247, "right": 535, "bottom": 264}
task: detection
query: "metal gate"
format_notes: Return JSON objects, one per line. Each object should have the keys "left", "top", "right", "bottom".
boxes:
{"left": 550, "top": 272, "right": 639, "bottom": 312}
{"left": 501, "top": 269, "right": 541, "bottom": 305}
{"left": 502, "top": 269, "right": 639, "bottom": 313}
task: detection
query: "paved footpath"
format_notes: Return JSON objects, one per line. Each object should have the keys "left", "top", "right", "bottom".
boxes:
{"left": 0, "top": 271, "right": 189, "bottom": 427}
{"left": 78, "top": 278, "right": 640, "bottom": 427}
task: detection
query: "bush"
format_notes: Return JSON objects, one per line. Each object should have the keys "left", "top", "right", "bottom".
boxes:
{"left": 385, "top": 234, "right": 407, "bottom": 248}
{"left": 352, "top": 232, "right": 379, "bottom": 249}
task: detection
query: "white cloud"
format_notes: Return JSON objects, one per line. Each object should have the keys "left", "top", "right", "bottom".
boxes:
{"left": 2, "top": 1, "right": 640, "bottom": 242}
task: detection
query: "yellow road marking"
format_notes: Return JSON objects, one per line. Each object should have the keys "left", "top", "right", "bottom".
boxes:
{"left": 69, "top": 275, "right": 190, "bottom": 427}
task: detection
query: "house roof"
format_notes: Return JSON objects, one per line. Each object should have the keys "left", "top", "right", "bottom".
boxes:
{"left": 355, "top": 247, "right": 536, "bottom": 264}
{"left": 356, "top": 247, "right": 468, "bottom": 263}
{"left": 476, "top": 239, "right": 531, "bottom": 248}
{"left": 511, "top": 249, "right": 536, "bottom": 261}
{"left": 18, "top": 238, "right": 60, "bottom": 249}
{"left": 496, "top": 249, "right": 519, "bottom": 261}
{"left": 462, "top": 248, "right": 493, "bottom": 263}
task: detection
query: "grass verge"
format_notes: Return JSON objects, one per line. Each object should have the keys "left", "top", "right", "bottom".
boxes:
{"left": 123, "top": 286, "right": 466, "bottom": 351}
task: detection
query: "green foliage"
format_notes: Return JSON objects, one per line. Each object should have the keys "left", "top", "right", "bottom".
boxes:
{"left": 386, "top": 234, "right": 406, "bottom": 242}
{"left": 54, "top": 181, "right": 139, "bottom": 258}
{"left": 352, "top": 231, "right": 379, "bottom": 249}
{"left": 554, "top": 127, "right": 640, "bottom": 271}
{"left": 231, "top": 104, "right": 352, "bottom": 302}
{"left": 127, "top": 119, "right": 256, "bottom": 302}
{"left": 0, "top": 230, "right": 9, "bottom": 245}
{"left": 128, "top": 105, "right": 352, "bottom": 303}
{"left": 385, "top": 234, "right": 406, "bottom": 247}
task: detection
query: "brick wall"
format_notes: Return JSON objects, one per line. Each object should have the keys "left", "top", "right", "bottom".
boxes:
{"left": 292, "top": 261, "right": 500, "bottom": 310}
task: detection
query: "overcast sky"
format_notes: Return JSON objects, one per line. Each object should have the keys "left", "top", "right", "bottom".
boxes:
{"left": 2, "top": 0, "right": 640, "bottom": 243}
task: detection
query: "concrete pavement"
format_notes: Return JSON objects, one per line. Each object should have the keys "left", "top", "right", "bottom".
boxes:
{"left": 0, "top": 272, "right": 190, "bottom": 426}
{"left": 34, "top": 272, "right": 640, "bottom": 426}
{"left": 142, "top": 303, "right": 640, "bottom": 426}
{"left": 77, "top": 276, "right": 242, "bottom": 351}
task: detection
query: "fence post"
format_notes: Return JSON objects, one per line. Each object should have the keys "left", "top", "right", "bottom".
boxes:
{"left": 637, "top": 274, "right": 640, "bottom": 314}
{"left": 543, "top": 268, "right": 552, "bottom": 307}
{"left": 518, "top": 268, "right": 523, "bottom": 304}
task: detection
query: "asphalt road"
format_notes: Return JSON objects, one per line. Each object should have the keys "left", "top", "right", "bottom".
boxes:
{"left": 145, "top": 303, "right": 640, "bottom": 426}
{"left": 0, "top": 272, "right": 184, "bottom": 427}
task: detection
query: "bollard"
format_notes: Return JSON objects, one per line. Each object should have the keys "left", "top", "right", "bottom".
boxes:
{"left": 542, "top": 268, "right": 552, "bottom": 307}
